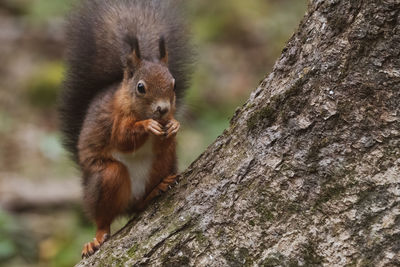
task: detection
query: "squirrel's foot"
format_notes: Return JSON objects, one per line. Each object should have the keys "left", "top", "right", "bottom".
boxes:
{"left": 165, "top": 119, "right": 180, "bottom": 138}
{"left": 158, "top": 174, "right": 178, "bottom": 192}
{"left": 81, "top": 233, "right": 109, "bottom": 258}
{"left": 136, "top": 175, "right": 178, "bottom": 210}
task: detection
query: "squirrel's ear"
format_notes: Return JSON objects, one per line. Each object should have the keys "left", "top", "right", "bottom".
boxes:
{"left": 125, "top": 36, "right": 141, "bottom": 70}
{"left": 159, "top": 36, "right": 168, "bottom": 65}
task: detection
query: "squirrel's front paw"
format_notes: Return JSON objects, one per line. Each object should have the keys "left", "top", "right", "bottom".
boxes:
{"left": 165, "top": 119, "right": 180, "bottom": 138}
{"left": 143, "top": 119, "right": 164, "bottom": 136}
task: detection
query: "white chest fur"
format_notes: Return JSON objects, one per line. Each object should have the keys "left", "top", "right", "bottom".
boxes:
{"left": 111, "top": 138, "right": 153, "bottom": 200}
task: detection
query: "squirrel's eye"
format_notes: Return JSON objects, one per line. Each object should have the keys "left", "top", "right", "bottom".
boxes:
{"left": 137, "top": 82, "right": 146, "bottom": 94}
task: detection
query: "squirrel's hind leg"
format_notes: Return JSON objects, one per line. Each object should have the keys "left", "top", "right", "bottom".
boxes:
{"left": 82, "top": 160, "right": 131, "bottom": 258}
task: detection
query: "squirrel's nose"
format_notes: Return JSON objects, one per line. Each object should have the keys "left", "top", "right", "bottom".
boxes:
{"left": 157, "top": 106, "right": 169, "bottom": 115}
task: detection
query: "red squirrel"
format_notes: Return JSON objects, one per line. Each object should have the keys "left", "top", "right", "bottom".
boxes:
{"left": 59, "top": 0, "right": 192, "bottom": 258}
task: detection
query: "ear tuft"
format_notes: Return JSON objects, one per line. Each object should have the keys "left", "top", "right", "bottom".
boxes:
{"left": 125, "top": 35, "right": 141, "bottom": 59}
{"left": 159, "top": 36, "right": 168, "bottom": 64}
{"left": 124, "top": 35, "right": 141, "bottom": 70}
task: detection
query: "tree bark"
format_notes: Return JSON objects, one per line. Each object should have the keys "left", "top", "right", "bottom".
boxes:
{"left": 77, "top": 1, "right": 400, "bottom": 266}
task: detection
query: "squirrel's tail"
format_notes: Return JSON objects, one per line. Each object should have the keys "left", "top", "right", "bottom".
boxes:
{"left": 58, "top": 0, "right": 193, "bottom": 162}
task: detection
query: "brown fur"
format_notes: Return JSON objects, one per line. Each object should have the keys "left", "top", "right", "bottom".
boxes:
{"left": 79, "top": 47, "right": 180, "bottom": 258}
{"left": 59, "top": 0, "right": 193, "bottom": 259}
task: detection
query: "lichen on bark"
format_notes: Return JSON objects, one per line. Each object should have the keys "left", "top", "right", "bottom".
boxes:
{"left": 77, "top": 0, "right": 400, "bottom": 266}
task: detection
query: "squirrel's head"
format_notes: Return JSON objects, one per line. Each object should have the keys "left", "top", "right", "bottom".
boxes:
{"left": 120, "top": 36, "right": 176, "bottom": 124}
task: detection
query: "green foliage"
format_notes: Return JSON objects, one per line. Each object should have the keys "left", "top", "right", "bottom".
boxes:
{"left": 26, "top": 62, "right": 64, "bottom": 109}
{"left": 28, "top": 0, "right": 75, "bottom": 22}
{"left": 0, "top": 209, "right": 38, "bottom": 264}
{"left": 0, "top": 211, "right": 17, "bottom": 261}
{"left": 48, "top": 226, "right": 93, "bottom": 267}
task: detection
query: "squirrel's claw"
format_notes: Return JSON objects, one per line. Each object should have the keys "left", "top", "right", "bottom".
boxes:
{"left": 82, "top": 242, "right": 96, "bottom": 258}
{"left": 81, "top": 234, "right": 109, "bottom": 258}
{"left": 165, "top": 119, "right": 180, "bottom": 138}
{"left": 92, "top": 237, "right": 101, "bottom": 248}
{"left": 146, "top": 119, "right": 164, "bottom": 136}
{"left": 148, "top": 126, "right": 164, "bottom": 136}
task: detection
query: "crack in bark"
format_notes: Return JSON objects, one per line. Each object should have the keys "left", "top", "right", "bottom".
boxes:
{"left": 143, "top": 217, "right": 193, "bottom": 259}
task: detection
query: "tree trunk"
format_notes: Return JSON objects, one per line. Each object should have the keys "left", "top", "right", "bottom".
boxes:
{"left": 77, "top": 1, "right": 400, "bottom": 266}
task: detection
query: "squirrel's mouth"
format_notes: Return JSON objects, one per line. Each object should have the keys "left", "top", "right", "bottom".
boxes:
{"left": 152, "top": 113, "right": 169, "bottom": 124}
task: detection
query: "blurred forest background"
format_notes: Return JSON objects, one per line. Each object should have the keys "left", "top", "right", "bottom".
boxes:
{"left": 0, "top": 0, "right": 306, "bottom": 266}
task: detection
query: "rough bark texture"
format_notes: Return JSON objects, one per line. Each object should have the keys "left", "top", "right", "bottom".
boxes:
{"left": 77, "top": 1, "right": 400, "bottom": 266}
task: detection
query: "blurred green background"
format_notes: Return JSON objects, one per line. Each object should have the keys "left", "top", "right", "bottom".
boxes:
{"left": 0, "top": 0, "right": 307, "bottom": 266}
